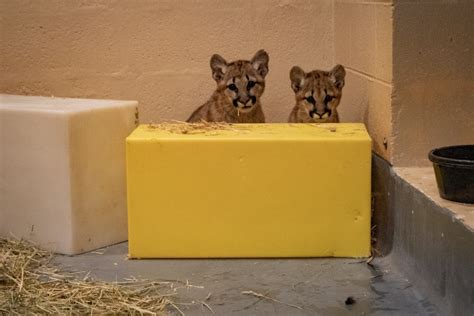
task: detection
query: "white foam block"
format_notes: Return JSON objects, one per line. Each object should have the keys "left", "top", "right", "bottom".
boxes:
{"left": 0, "top": 94, "right": 138, "bottom": 254}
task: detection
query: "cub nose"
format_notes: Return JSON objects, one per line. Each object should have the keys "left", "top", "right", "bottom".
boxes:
{"left": 239, "top": 97, "right": 251, "bottom": 106}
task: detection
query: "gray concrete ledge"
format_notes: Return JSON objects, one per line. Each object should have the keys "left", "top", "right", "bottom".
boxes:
{"left": 372, "top": 154, "right": 474, "bottom": 316}
{"left": 394, "top": 167, "right": 474, "bottom": 232}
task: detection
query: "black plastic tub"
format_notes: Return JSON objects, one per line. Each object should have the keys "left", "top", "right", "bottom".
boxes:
{"left": 429, "top": 145, "right": 474, "bottom": 204}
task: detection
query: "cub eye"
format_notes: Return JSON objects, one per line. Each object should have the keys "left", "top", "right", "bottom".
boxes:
{"left": 228, "top": 84, "right": 238, "bottom": 91}
{"left": 247, "top": 81, "right": 256, "bottom": 90}
{"left": 306, "top": 96, "right": 315, "bottom": 104}
{"left": 324, "top": 95, "right": 334, "bottom": 104}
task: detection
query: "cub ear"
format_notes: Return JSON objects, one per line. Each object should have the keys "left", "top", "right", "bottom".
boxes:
{"left": 210, "top": 54, "right": 228, "bottom": 82}
{"left": 290, "top": 66, "right": 305, "bottom": 93}
{"left": 330, "top": 64, "right": 346, "bottom": 90}
{"left": 251, "top": 49, "right": 269, "bottom": 78}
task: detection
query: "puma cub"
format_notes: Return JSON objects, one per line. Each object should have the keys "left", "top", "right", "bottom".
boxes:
{"left": 288, "top": 65, "right": 346, "bottom": 123}
{"left": 187, "top": 50, "right": 269, "bottom": 123}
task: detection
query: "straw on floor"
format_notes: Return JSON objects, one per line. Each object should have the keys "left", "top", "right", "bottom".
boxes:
{"left": 0, "top": 237, "right": 175, "bottom": 315}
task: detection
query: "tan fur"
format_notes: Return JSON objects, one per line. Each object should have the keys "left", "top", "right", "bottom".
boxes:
{"left": 187, "top": 50, "right": 269, "bottom": 123}
{"left": 288, "top": 65, "right": 346, "bottom": 123}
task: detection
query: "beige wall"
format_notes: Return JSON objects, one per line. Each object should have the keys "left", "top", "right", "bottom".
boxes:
{"left": 336, "top": 0, "right": 473, "bottom": 166}
{"left": 391, "top": 0, "right": 474, "bottom": 166}
{"left": 0, "top": 0, "right": 336, "bottom": 123}
{"left": 335, "top": 0, "right": 393, "bottom": 161}
{"left": 2, "top": 0, "right": 472, "bottom": 167}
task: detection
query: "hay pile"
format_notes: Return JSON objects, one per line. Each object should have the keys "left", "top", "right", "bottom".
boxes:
{"left": 148, "top": 120, "right": 245, "bottom": 135}
{"left": 0, "top": 238, "right": 175, "bottom": 315}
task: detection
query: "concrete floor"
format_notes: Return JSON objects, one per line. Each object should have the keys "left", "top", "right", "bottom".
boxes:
{"left": 55, "top": 243, "right": 439, "bottom": 316}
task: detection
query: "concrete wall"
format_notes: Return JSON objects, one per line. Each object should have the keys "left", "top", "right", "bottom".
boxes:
{"left": 336, "top": 0, "right": 473, "bottom": 166}
{"left": 0, "top": 0, "right": 336, "bottom": 123}
{"left": 391, "top": 0, "right": 474, "bottom": 166}
{"left": 2, "top": 0, "right": 472, "bottom": 166}
{"left": 335, "top": 0, "right": 393, "bottom": 161}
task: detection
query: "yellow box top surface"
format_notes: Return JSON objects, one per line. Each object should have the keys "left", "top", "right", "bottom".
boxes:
{"left": 128, "top": 123, "right": 371, "bottom": 141}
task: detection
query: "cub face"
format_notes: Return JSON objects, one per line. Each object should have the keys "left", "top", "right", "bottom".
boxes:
{"left": 211, "top": 50, "right": 269, "bottom": 114}
{"left": 289, "top": 65, "right": 346, "bottom": 123}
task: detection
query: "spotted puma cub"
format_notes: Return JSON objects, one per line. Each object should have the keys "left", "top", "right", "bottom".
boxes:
{"left": 187, "top": 50, "right": 269, "bottom": 123}
{"left": 288, "top": 65, "right": 346, "bottom": 123}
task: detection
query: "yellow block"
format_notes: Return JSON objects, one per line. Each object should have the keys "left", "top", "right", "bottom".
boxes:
{"left": 126, "top": 123, "right": 371, "bottom": 258}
